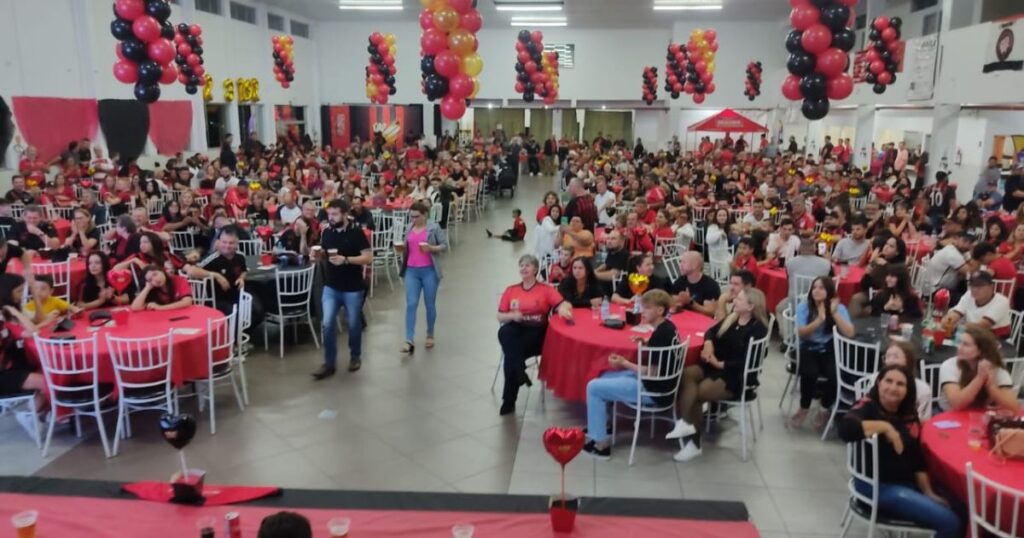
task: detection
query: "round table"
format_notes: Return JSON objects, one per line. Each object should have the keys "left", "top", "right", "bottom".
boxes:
{"left": 539, "top": 306, "right": 715, "bottom": 402}
{"left": 27, "top": 306, "right": 224, "bottom": 387}
{"left": 850, "top": 316, "right": 1018, "bottom": 364}
{"left": 756, "top": 264, "right": 865, "bottom": 313}
{"left": 922, "top": 410, "right": 1024, "bottom": 535}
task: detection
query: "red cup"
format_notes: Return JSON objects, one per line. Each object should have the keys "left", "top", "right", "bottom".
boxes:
{"left": 261, "top": 253, "right": 273, "bottom": 266}
{"left": 112, "top": 309, "right": 129, "bottom": 326}
{"left": 931, "top": 329, "right": 946, "bottom": 347}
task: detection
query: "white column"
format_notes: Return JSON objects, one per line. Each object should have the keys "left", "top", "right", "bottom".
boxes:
{"left": 576, "top": 108, "right": 586, "bottom": 141}
{"left": 225, "top": 101, "right": 241, "bottom": 150}
{"left": 260, "top": 102, "right": 276, "bottom": 146}
{"left": 851, "top": 106, "right": 877, "bottom": 169}
{"left": 552, "top": 108, "right": 563, "bottom": 138}
{"left": 927, "top": 104, "right": 960, "bottom": 184}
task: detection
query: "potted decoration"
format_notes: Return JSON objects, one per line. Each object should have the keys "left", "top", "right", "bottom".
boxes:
{"left": 543, "top": 427, "right": 585, "bottom": 532}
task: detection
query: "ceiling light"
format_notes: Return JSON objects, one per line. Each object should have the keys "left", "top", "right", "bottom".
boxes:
{"left": 653, "top": 0, "right": 723, "bottom": 10}
{"left": 510, "top": 16, "right": 568, "bottom": 27}
{"left": 495, "top": 1, "right": 564, "bottom": 11}
{"left": 338, "top": 0, "right": 403, "bottom": 10}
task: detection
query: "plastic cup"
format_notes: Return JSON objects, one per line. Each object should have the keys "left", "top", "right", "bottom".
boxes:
{"left": 899, "top": 323, "right": 913, "bottom": 340}
{"left": 419, "top": 242, "right": 430, "bottom": 252}
{"left": 452, "top": 523, "right": 475, "bottom": 538}
{"left": 328, "top": 248, "right": 339, "bottom": 256}
{"left": 261, "top": 253, "right": 273, "bottom": 266}
{"left": 11, "top": 511, "right": 37, "bottom": 538}
{"left": 195, "top": 516, "right": 216, "bottom": 538}
{"left": 111, "top": 308, "right": 129, "bottom": 327}
{"left": 327, "top": 517, "right": 351, "bottom": 538}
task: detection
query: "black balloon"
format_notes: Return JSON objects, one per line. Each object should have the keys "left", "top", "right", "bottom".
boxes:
{"left": 178, "top": 22, "right": 190, "bottom": 33}
{"left": 514, "top": 62, "right": 525, "bottom": 73}
{"left": 175, "top": 54, "right": 186, "bottom": 65}
{"left": 285, "top": 73, "right": 293, "bottom": 82}
{"left": 888, "top": 74, "right": 897, "bottom": 84}
{"left": 518, "top": 73, "right": 530, "bottom": 83}
{"left": 421, "top": 55, "right": 435, "bottom": 74}
{"left": 180, "top": 65, "right": 192, "bottom": 76}
{"left": 671, "top": 91, "right": 680, "bottom": 99}
{"left": 189, "top": 75, "right": 202, "bottom": 85}
{"left": 121, "top": 39, "right": 146, "bottom": 61}
{"left": 518, "top": 30, "right": 531, "bottom": 42}
{"left": 873, "top": 84, "right": 887, "bottom": 94}
{"left": 146, "top": 0, "right": 171, "bottom": 21}
{"left": 192, "top": 45, "right": 203, "bottom": 56}
{"left": 821, "top": 5, "right": 850, "bottom": 32}
{"left": 523, "top": 82, "right": 534, "bottom": 93}
{"left": 160, "top": 21, "right": 174, "bottom": 39}
{"left": 787, "top": 52, "right": 815, "bottom": 76}
{"left": 526, "top": 41, "right": 537, "bottom": 53}
{"left": 866, "top": 73, "right": 877, "bottom": 84}
{"left": 388, "top": 86, "right": 397, "bottom": 95}
{"left": 749, "top": 95, "right": 755, "bottom": 101}
{"left": 137, "top": 60, "right": 162, "bottom": 85}
{"left": 801, "top": 97, "right": 830, "bottom": 120}
{"left": 890, "top": 17, "right": 902, "bottom": 29}
{"left": 159, "top": 413, "right": 197, "bottom": 450}
{"left": 785, "top": 29, "right": 804, "bottom": 53}
{"left": 111, "top": 18, "right": 133, "bottom": 41}
{"left": 832, "top": 28, "right": 856, "bottom": 52}
{"left": 185, "top": 85, "right": 198, "bottom": 95}
{"left": 366, "top": 44, "right": 375, "bottom": 54}
{"left": 523, "top": 92, "right": 534, "bottom": 103}
{"left": 133, "top": 83, "right": 161, "bottom": 103}
{"left": 868, "top": 29, "right": 881, "bottom": 41}
{"left": 809, "top": 0, "right": 832, "bottom": 7}
{"left": 800, "top": 73, "right": 827, "bottom": 99}
{"left": 425, "top": 74, "right": 448, "bottom": 100}
{"left": 694, "top": 81, "right": 706, "bottom": 93}
{"left": 385, "top": 75, "right": 396, "bottom": 85}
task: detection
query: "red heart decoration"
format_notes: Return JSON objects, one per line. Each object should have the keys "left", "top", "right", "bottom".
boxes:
{"left": 543, "top": 427, "right": 585, "bottom": 466}
{"left": 255, "top": 226, "right": 274, "bottom": 240}
{"left": 933, "top": 288, "right": 950, "bottom": 312}
{"left": 107, "top": 269, "right": 132, "bottom": 295}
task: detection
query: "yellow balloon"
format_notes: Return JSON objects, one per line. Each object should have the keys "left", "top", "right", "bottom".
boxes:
{"left": 367, "top": 83, "right": 378, "bottom": 97}
{"left": 461, "top": 53, "right": 483, "bottom": 76}
{"left": 433, "top": 7, "right": 459, "bottom": 32}
{"left": 691, "top": 29, "right": 704, "bottom": 40}
{"left": 469, "top": 78, "right": 480, "bottom": 99}
{"left": 389, "top": 45, "right": 397, "bottom": 56}
{"left": 706, "top": 61, "right": 716, "bottom": 74}
{"left": 420, "top": 0, "right": 439, "bottom": 8}
{"left": 385, "top": 33, "right": 396, "bottom": 45}
{"left": 448, "top": 28, "right": 475, "bottom": 56}
{"left": 703, "top": 50, "right": 714, "bottom": 61}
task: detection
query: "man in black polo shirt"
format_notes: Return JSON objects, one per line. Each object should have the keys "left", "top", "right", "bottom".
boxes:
{"left": 189, "top": 228, "right": 262, "bottom": 322}
{"left": 671, "top": 251, "right": 720, "bottom": 317}
{"left": 11, "top": 205, "right": 57, "bottom": 251}
{"left": 312, "top": 199, "right": 372, "bottom": 379}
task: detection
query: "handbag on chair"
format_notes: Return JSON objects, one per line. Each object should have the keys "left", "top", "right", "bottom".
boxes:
{"left": 989, "top": 417, "right": 1024, "bottom": 461}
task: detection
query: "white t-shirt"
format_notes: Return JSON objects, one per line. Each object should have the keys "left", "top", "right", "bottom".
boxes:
{"left": 594, "top": 191, "right": 616, "bottom": 225}
{"left": 767, "top": 233, "right": 801, "bottom": 261}
{"left": 937, "top": 357, "right": 1014, "bottom": 411}
{"left": 278, "top": 205, "right": 302, "bottom": 224}
{"left": 952, "top": 292, "right": 1011, "bottom": 333}
{"left": 869, "top": 371, "right": 933, "bottom": 419}
{"left": 926, "top": 244, "right": 966, "bottom": 291}
{"left": 742, "top": 212, "right": 770, "bottom": 228}
{"left": 674, "top": 223, "right": 695, "bottom": 249}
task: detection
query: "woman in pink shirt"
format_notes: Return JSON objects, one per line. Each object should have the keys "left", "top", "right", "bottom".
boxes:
{"left": 399, "top": 202, "right": 449, "bottom": 354}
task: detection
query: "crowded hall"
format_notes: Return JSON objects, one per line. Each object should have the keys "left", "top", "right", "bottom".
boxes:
{"left": 2, "top": 0, "right": 1024, "bottom": 537}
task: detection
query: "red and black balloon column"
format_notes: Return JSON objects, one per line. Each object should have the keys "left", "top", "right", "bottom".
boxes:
{"left": 271, "top": 35, "right": 295, "bottom": 89}
{"left": 665, "top": 43, "right": 685, "bottom": 100}
{"left": 865, "top": 16, "right": 902, "bottom": 94}
{"left": 642, "top": 66, "right": 658, "bottom": 106}
{"left": 781, "top": 0, "right": 858, "bottom": 120}
{"left": 111, "top": 0, "right": 178, "bottom": 103}
{"left": 684, "top": 28, "right": 718, "bottom": 104}
{"left": 366, "top": 32, "right": 397, "bottom": 104}
{"left": 744, "top": 60, "right": 762, "bottom": 101}
{"left": 172, "top": 23, "right": 205, "bottom": 95}
{"left": 514, "top": 31, "right": 558, "bottom": 105}
{"left": 419, "top": 0, "right": 483, "bottom": 121}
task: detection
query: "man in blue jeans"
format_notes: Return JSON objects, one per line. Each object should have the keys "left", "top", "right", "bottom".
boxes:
{"left": 311, "top": 199, "right": 372, "bottom": 380}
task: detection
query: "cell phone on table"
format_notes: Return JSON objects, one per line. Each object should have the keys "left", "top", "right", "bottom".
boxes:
{"left": 169, "top": 316, "right": 189, "bottom": 321}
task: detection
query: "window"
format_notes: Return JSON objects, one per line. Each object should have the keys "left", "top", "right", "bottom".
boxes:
{"left": 291, "top": 20, "right": 310, "bottom": 38}
{"left": 195, "top": 0, "right": 222, "bottom": 15}
{"left": 911, "top": 0, "right": 938, "bottom": 12}
{"left": 543, "top": 43, "right": 575, "bottom": 69}
{"left": 229, "top": 1, "right": 256, "bottom": 24}
{"left": 922, "top": 12, "right": 940, "bottom": 35}
{"left": 855, "top": 14, "right": 866, "bottom": 30}
{"left": 268, "top": 13, "right": 285, "bottom": 31}
{"left": 275, "top": 105, "right": 306, "bottom": 140}
{"left": 205, "top": 105, "right": 227, "bottom": 149}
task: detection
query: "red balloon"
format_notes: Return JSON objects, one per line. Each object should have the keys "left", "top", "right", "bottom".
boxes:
{"left": 704, "top": 29, "right": 717, "bottom": 42}
{"left": 530, "top": 71, "right": 544, "bottom": 84}
{"left": 888, "top": 41, "right": 902, "bottom": 55}
{"left": 114, "top": 0, "right": 145, "bottom": 21}
{"left": 370, "top": 73, "right": 384, "bottom": 85}
{"left": 877, "top": 71, "right": 893, "bottom": 85}
{"left": 781, "top": 74, "right": 803, "bottom": 100}
{"left": 389, "top": 65, "right": 397, "bottom": 75}
{"left": 709, "top": 41, "right": 719, "bottom": 52}
{"left": 377, "top": 42, "right": 389, "bottom": 56}
{"left": 869, "top": 60, "right": 886, "bottom": 75}
{"left": 449, "top": 73, "right": 474, "bottom": 99}
{"left": 683, "top": 82, "right": 695, "bottom": 94}
{"left": 159, "top": 64, "right": 177, "bottom": 85}
{"left": 115, "top": 43, "right": 126, "bottom": 60}
{"left": 669, "top": 43, "right": 681, "bottom": 54}
{"left": 815, "top": 47, "right": 847, "bottom": 78}
{"left": 178, "top": 72, "right": 190, "bottom": 85}
{"left": 368, "top": 63, "right": 380, "bottom": 74}
{"left": 706, "top": 82, "right": 716, "bottom": 94}
{"left": 881, "top": 27, "right": 898, "bottom": 43}
{"left": 459, "top": 9, "right": 482, "bottom": 33}
{"left": 524, "top": 61, "right": 538, "bottom": 74}
{"left": 518, "top": 50, "right": 531, "bottom": 64}
{"left": 113, "top": 60, "right": 138, "bottom": 84}
{"left": 192, "top": 65, "right": 205, "bottom": 78}
{"left": 667, "top": 74, "right": 678, "bottom": 84}
{"left": 673, "top": 82, "right": 684, "bottom": 93}
{"left": 370, "top": 32, "right": 384, "bottom": 45}
{"left": 449, "top": 0, "right": 473, "bottom": 14}
{"left": 790, "top": 5, "right": 821, "bottom": 31}
{"left": 873, "top": 16, "right": 890, "bottom": 31}
{"left": 189, "top": 24, "right": 202, "bottom": 37}
{"left": 440, "top": 95, "right": 466, "bottom": 120}
{"left": 692, "top": 93, "right": 706, "bottom": 104}
{"left": 272, "top": 35, "right": 281, "bottom": 44}
{"left": 421, "top": 28, "right": 447, "bottom": 56}
{"left": 515, "top": 81, "right": 525, "bottom": 93}
{"left": 531, "top": 31, "right": 544, "bottom": 43}
{"left": 695, "top": 61, "right": 707, "bottom": 73}
{"left": 801, "top": 23, "right": 833, "bottom": 54}
{"left": 434, "top": 50, "right": 460, "bottom": 78}
{"left": 147, "top": 39, "right": 175, "bottom": 65}
{"left": 177, "top": 43, "right": 192, "bottom": 56}
{"left": 419, "top": 9, "right": 435, "bottom": 30}
{"left": 282, "top": 81, "right": 290, "bottom": 89}
{"left": 826, "top": 73, "right": 854, "bottom": 99}
{"left": 195, "top": 36, "right": 203, "bottom": 46}
{"left": 543, "top": 428, "right": 585, "bottom": 466}
{"left": 789, "top": 0, "right": 810, "bottom": 6}
{"left": 187, "top": 54, "right": 201, "bottom": 67}
{"left": 377, "top": 93, "right": 389, "bottom": 105}
{"left": 700, "top": 72, "right": 713, "bottom": 84}
{"left": 276, "top": 73, "right": 285, "bottom": 82}
{"left": 132, "top": 15, "right": 162, "bottom": 43}
{"left": 544, "top": 96, "right": 556, "bottom": 105}
{"left": 384, "top": 55, "right": 395, "bottom": 66}
{"left": 865, "top": 49, "right": 880, "bottom": 62}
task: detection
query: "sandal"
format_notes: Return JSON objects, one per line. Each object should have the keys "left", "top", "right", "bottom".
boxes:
{"left": 425, "top": 336, "right": 435, "bottom": 349}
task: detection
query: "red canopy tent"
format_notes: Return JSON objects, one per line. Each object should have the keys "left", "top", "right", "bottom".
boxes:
{"left": 686, "top": 108, "right": 767, "bottom": 151}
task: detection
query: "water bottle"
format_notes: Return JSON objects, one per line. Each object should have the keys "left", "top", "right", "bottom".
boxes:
{"left": 600, "top": 297, "right": 610, "bottom": 321}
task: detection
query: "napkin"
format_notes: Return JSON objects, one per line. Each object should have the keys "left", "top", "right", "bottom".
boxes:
{"left": 932, "top": 420, "right": 961, "bottom": 430}
{"left": 172, "top": 328, "right": 202, "bottom": 336}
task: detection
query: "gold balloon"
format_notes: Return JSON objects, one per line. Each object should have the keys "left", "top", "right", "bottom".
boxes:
{"left": 366, "top": 83, "right": 378, "bottom": 97}
{"left": 703, "top": 50, "right": 714, "bottom": 61}
{"left": 706, "top": 61, "right": 716, "bottom": 74}
{"left": 433, "top": 6, "right": 460, "bottom": 32}
{"left": 385, "top": 33, "right": 396, "bottom": 45}
{"left": 389, "top": 45, "right": 397, "bottom": 56}
{"left": 469, "top": 78, "right": 480, "bottom": 98}
{"left": 448, "top": 28, "right": 475, "bottom": 56}
{"left": 223, "top": 78, "right": 235, "bottom": 102}
{"left": 461, "top": 53, "right": 483, "bottom": 76}
{"left": 691, "top": 29, "right": 704, "bottom": 40}
{"left": 202, "top": 73, "right": 214, "bottom": 102}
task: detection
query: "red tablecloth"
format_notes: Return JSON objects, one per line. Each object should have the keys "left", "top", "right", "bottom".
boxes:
{"left": 922, "top": 410, "right": 1024, "bottom": 535}
{"left": 53, "top": 219, "right": 71, "bottom": 243}
{"left": 756, "top": 264, "right": 864, "bottom": 313}
{"left": 367, "top": 199, "right": 415, "bottom": 211}
{"left": 25, "top": 306, "right": 224, "bottom": 387}
{"left": 6, "top": 257, "right": 87, "bottom": 297}
{"left": 539, "top": 307, "right": 714, "bottom": 402}
{"left": 0, "top": 492, "right": 757, "bottom": 537}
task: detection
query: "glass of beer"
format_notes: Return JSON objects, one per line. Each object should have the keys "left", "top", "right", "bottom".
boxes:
{"left": 452, "top": 523, "right": 475, "bottom": 538}
{"left": 327, "top": 517, "right": 351, "bottom": 538}
{"left": 11, "top": 510, "right": 37, "bottom": 538}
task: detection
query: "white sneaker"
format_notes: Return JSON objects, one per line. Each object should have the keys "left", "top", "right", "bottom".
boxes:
{"left": 673, "top": 441, "right": 703, "bottom": 462}
{"left": 665, "top": 419, "right": 696, "bottom": 440}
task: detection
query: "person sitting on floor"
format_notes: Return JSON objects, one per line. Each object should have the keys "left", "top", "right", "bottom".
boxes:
{"left": 486, "top": 208, "right": 527, "bottom": 242}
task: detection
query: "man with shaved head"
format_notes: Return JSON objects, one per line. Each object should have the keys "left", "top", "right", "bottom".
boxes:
{"left": 563, "top": 178, "right": 597, "bottom": 231}
{"left": 671, "top": 251, "right": 720, "bottom": 316}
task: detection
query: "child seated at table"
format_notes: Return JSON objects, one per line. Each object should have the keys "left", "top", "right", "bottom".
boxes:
{"left": 25, "top": 275, "right": 80, "bottom": 324}
{"left": 131, "top": 265, "right": 194, "bottom": 311}
{"left": 546, "top": 245, "right": 573, "bottom": 284}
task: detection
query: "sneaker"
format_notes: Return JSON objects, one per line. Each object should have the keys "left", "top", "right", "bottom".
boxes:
{"left": 347, "top": 358, "right": 362, "bottom": 372}
{"left": 672, "top": 441, "right": 702, "bottom": 462}
{"left": 583, "top": 440, "right": 611, "bottom": 461}
{"left": 665, "top": 419, "right": 697, "bottom": 440}
{"left": 311, "top": 365, "right": 336, "bottom": 380}
{"left": 485, "top": 229, "right": 493, "bottom": 238}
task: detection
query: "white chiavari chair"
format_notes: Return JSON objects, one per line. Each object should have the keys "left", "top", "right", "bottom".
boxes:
{"left": 966, "top": 462, "right": 1024, "bottom": 538}
{"left": 194, "top": 307, "right": 244, "bottom": 434}
{"left": 106, "top": 331, "right": 175, "bottom": 456}
{"left": 823, "top": 329, "right": 881, "bottom": 440}
{"left": 33, "top": 260, "right": 72, "bottom": 303}
{"left": 263, "top": 265, "right": 318, "bottom": 359}
{"left": 170, "top": 230, "right": 196, "bottom": 254}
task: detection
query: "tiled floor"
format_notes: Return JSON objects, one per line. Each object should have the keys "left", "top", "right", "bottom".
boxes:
{"left": 0, "top": 175, "right": 874, "bottom": 537}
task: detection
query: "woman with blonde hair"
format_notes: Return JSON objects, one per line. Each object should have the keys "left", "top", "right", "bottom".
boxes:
{"left": 667, "top": 288, "right": 770, "bottom": 462}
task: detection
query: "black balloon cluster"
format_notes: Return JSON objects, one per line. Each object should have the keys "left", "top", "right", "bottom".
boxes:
{"left": 641, "top": 66, "right": 658, "bottom": 106}
{"left": 744, "top": 61, "right": 762, "bottom": 101}
{"left": 271, "top": 35, "right": 295, "bottom": 89}
{"left": 865, "top": 16, "right": 903, "bottom": 94}
{"left": 173, "top": 23, "right": 205, "bottom": 96}
{"left": 110, "top": 0, "right": 177, "bottom": 103}
{"left": 513, "top": 30, "right": 557, "bottom": 104}
{"left": 664, "top": 43, "right": 687, "bottom": 100}
{"left": 782, "top": 0, "right": 858, "bottom": 120}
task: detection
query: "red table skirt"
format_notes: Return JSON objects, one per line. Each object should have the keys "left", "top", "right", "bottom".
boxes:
{"left": 540, "top": 307, "right": 714, "bottom": 402}
{"left": 53, "top": 219, "right": 71, "bottom": 243}
{"left": 922, "top": 410, "right": 1024, "bottom": 535}
{"left": 0, "top": 493, "right": 757, "bottom": 537}
{"left": 25, "top": 306, "right": 225, "bottom": 388}
{"left": 756, "top": 264, "right": 864, "bottom": 313}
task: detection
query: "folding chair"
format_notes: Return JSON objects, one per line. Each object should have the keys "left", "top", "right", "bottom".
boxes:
{"left": 194, "top": 307, "right": 245, "bottom": 434}
{"left": 967, "top": 462, "right": 1024, "bottom": 538}
{"left": 33, "top": 260, "right": 73, "bottom": 303}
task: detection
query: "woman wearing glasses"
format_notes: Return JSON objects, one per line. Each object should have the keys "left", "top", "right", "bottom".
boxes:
{"left": 399, "top": 202, "right": 449, "bottom": 354}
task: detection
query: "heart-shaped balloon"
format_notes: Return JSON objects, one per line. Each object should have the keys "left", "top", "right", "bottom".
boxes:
{"left": 107, "top": 269, "right": 133, "bottom": 295}
{"left": 933, "top": 288, "right": 950, "bottom": 312}
{"left": 159, "top": 413, "right": 197, "bottom": 450}
{"left": 543, "top": 427, "right": 585, "bottom": 466}
{"left": 255, "top": 226, "right": 274, "bottom": 240}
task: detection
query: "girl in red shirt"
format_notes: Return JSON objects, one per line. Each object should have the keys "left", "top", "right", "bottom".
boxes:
{"left": 131, "top": 265, "right": 193, "bottom": 311}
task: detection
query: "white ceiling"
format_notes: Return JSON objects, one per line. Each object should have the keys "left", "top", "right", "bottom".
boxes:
{"left": 256, "top": 0, "right": 789, "bottom": 28}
